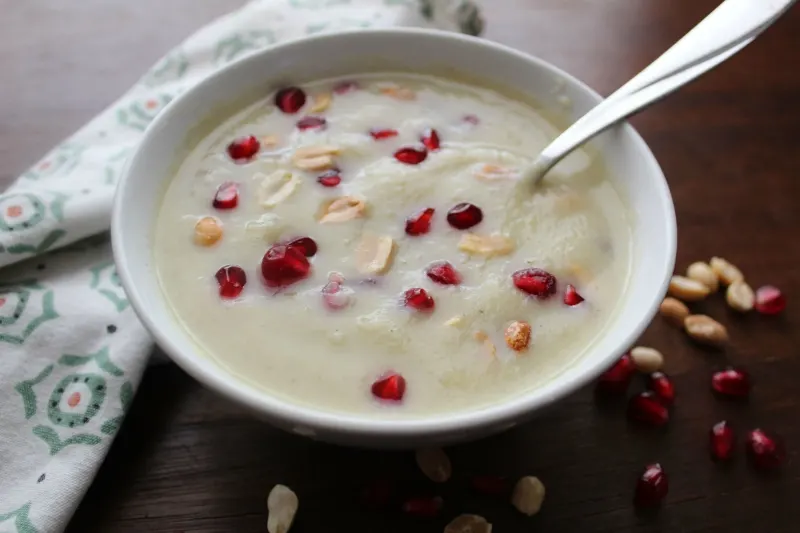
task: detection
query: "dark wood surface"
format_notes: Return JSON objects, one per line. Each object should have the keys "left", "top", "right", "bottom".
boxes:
{"left": 2, "top": 0, "right": 799, "bottom": 531}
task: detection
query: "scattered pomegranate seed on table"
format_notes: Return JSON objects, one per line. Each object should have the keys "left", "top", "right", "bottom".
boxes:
{"left": 563, "top": 283, "right": 584, "bottom": 306}
{"left": 627, "top": 391, "right": 670, "bottom": 426}
{"left": 646, "top": 372, "right": 675, "bottom": 406}
{"left": 316, "top": 168, "right": 341, "bottom": 187}
{"left": 446, "top": 202, "right": 483, "bottom": 230}
{"left": 710, "top": 421, "right": 735, "bottom": 461}
{"left": 470, "top": 475, "right": 510, "bottom": 496}
{"left": 284, "top": 236, "right": 317, "bottom": 257}
{"left": 369, "top": 128, "right": 398, "bottom": 140}
{"left": 401, "top": 496, "right": 443, "bottom": 518}
{"left": 394, "top": 147, "right": 428, "bottom": 165}
{"left": 634, "top": 464, "right": 668, "bottom": 507}
{"left": 405, "top": 207, "right": 435, "bottom": 236}
{"left": 595, "top": 353, "right": 636, "bottom": 396}
{"left": 754, "top": 285, "right": 786, "bottom": 315}
{"left": 260, "top": 244, "right": 311, "bottom": 288}
{"left": 512, "top": 268, "right": 557, "bottom": 299}
{"left": 274, "top": 86, "right": 306, "bottom": 113}
{"left": 215, "top": 265, "right": 247, "bottom": 299}
{"left": 361, "top": 478, "right": 393, "bottom": 509}
{"left": 226, "top": 135, "right": 260, "bottom": 161}
{"left": 404, "top": 288, "right": 435, "bottom": 312}
{"left": 711, "top": 368, "right": 751, "bottom": 398}
{"left": 420, "top": 128, "right": 441, "bottom": 151}
{"left": 296, "top": 116, "right": 327, "bottom": 131}
{"left": 212, "top": 181, "right": 239, "bottom": 209}
{"left": 745, "top": 428, "right": 786, "bottom": 469}
{"left": 426, "top": 261, "right": 462, "bottom": 285}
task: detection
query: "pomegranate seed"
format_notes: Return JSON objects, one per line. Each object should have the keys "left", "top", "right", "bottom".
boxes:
{"left": 755, "top": 285, "right": 786, "bottom": 315}
{"left": 362, "top": 479, "right": 393, "bottom": 509}
{"left": 627, "top": 391, "right": 669, "bottom": 426}
{"left": 322, "top": 280, "right": 352, "bottom": 310}
{"left": 296, "top": 116, "right": 327, "bottom": 131}
{"left": 405, "top": 207, "right": 435, "bottom": 236}
{"left": 647, "top": 372, "right": 675, "bottom": 406}
{"left": 446, "top": 202, "right": 483, "bottom": 230}
{"left": 333, "top": 81, "right": 358, "bottom": 94}
{"left": 260, "top": 244, "right": 311, "bottom": 288}
{"left": 394, "top": 147, "right": 428, "bottom": 165}
{"left": 285, "top": 236, "right": 317, "bottom": 257}
{"left": 595, "top": 353, "right": 636, "bottom": 395}
{"left": 369, "top": 128, "right": 398, "bottom": 140}
{"left": 710, "top": 421, "right": 735, "bottom": 461}
{"left": 215, "top": 265, "right": 247, "bottom": 299}
{"left": 212, "top": 181, "right": 239, "bottom": 210}
{"left": 317, "top": 169, "right": 341, "bottom": 187}
{"left": 226, "top": 135, "right": 260, "bottom": 161}
{"left": 403, "top": 288, "right": 435, "bottom": 312}
{"left": 401, "top": 496, "right": 442, "bottom": 518}
{"left": 711, "top": 368, "right": 750, "bottom": 398}
{"left": 634, "top": 464, "right": 668, "bottom": 507}
{"left": 746, "top": 428, "right": 786, "bottom": 469}
{"left": 512, "top": 268, "right": 557, "bottom": 299}
{"left": 564, "top": 284, "right": 585, "bottom": 306}
{"left": 371, "top": 372, "right": 406, "bottom": 402}
{"left": 420, "top": 128, "right": 441, "bottom": 151}
{"left": 426, "top": 261, "right": 462, "bottom": 286}
{"left": 275, "top": 86, "right": 306, "bottom": 113}
{"left": 463, "top": 114, "right": 480, "bottom": 125}
{"left": 470, "top": 475, "right": 509, "bottom": 496}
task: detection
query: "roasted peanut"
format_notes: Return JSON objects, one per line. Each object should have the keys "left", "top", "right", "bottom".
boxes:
{"left": 630, "top": 346, "right": 664, "bottom": 373}
{"left": 668, "top": 275, "right": 710, "bottom": 302}
{"left": 356, "top": 234, "right": 395, "bottom": 275}
{"left": 686, "top": 261, "right": 719, "bottom": 292}
{"left": 267, "top": 484, "right": 298, "bottom": 533}
{"left": 458, "top": 233, "right": 515, "bottom": 257}
{"left": 726, "top": 280, "right": 755, "bottom": 312}
{"left": 511, "top": 476, "right": 546, "bottom": 516}
{"left": 505, "top": 320, "right": 532, "bottom": 352}
{"left": 684, "top": 314, "right": 728, "bottom": 347}
{"left": 318, "top": 196, "right": 367, "bottom": 223}
{"left": 309, "top": 92, "right": 332, "bottom": 113}
{"left": 659, "top": 297, "right": 689, "bottom": 327}
{"left": 415, "top": 448, "right": 452, "bottom": 483}
{"left": 444, "top": 514, "right": 492, "bottom": 533}
{"left": 710, "top": 256, "right": 744, "bottom": 286}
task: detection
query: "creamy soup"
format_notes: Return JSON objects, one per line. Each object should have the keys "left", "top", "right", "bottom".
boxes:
{"left": 154, "top": 73, "right": 632, "bottom": 417}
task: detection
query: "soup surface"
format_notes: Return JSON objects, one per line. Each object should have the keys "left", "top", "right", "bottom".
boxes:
{"left": 154, "top": 73, "right": 632, "bottom": 417}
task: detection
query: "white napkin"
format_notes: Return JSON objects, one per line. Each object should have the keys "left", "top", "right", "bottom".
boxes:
{"left": 0, "top": 1, "right": 482, "bottom": 530}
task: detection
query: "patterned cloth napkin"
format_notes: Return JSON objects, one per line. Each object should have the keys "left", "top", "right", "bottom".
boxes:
{"left": 0, "top": 1, "right": 482, "bottom": 530}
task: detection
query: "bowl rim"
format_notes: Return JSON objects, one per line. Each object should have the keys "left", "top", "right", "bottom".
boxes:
{"left": 112, "top": 27, "right": 676, "bottom": 440}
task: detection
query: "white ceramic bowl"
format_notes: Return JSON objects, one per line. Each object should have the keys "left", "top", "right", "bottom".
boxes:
{"left": 112, "top": 28, "right": 676, "bottom": 448}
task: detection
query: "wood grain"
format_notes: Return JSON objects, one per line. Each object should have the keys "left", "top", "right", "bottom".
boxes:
{"left": 2, "top": 0, "right": 799, "bottom": 531}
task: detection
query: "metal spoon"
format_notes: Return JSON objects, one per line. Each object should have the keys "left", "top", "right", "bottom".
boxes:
{"left": 524, "top": 0, "right": 797, "bottom": 186}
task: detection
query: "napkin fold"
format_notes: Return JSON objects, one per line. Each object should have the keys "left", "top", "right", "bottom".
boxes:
{"left": 0, "top": 1, "right": 482, "bottom": 530}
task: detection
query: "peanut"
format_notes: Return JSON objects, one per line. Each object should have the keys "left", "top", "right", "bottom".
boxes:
{"left": 505, "top": 320, "right": 531, "bottom": 352}
{"left": 686, "top": 261, "right": 719, "bottom": 292}
{"left": 668, "top": 275, "right": 710, "bottom": 302}
{"left": 356, "top": 234, "right": 395, "bottom": 275}
{"left": 710, "top": 256, "right": 744, "bottom": 286}
{"left": 258, "top": 171, "right": 299, "bottom": 207}
{"left": 659, "top": 297, "right": 689, "bottom": 328}
{"left": 474, "top": 163, "right": 518, "bottom": 181}
{"left": 379, "top": 86, "right": 416, "bottom": 100}
{"left": 458, "top": 233, "right": 515, "bottom": 257}
{"left": 726, "top": 280, "right": 755, "bottom": 312}
{"left": 415, "top": 448, "right": 452, "bottom": 483}
{"left": 630, "top": 346, "right": 664, "bottom": 373}
{"left": 193, "top": 217, "right": 223, "bottom": 246}
{"left": 444, "top": 514, "right": 492, "bottom": 533}
{"left": 267, "top": 484, "right": 298, "bottom": 533}
{"left": 511, "top": 476, "right": 546, "bottom": 516}
{"left": 684, "top": 314, "right": 728, "bottom": 347}
{"left": 261, "top": 134, "right": 279, "bottom": 147}
{"left": 292, "top": 145, "right": 340, "bottom": 171}
{"left": 318, "top": 196, "right": 367, "bottom": 224}
{"left": 309, "top": 92, "right": 332, "bottom": 113}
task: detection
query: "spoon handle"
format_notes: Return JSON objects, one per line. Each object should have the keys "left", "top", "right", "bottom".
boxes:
{"left": 528, "top": 0, "right": 797, "bottom": 185}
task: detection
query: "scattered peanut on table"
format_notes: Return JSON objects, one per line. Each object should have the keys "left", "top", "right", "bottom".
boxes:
{"left": 710, "top": 256, "right": 744, "bottom": 286}
{"left": 415, "top": 447, "right": 452, "bottom": 483}
{"left": 684, "top": 314, "right": 728, "bottom": 347}
{"left": 630, "top": 346, "right": 664, "bottom": 373}
{"left": 668, "top": 275, "right": 710, "bottom": 301}
{"left": 444, "top": 514, "right": 492, "bottom": 533}
{"left": 726, "top": 280, "right": 755, "bottom": 312}
{"left": 511, "top": 476, "right": 546, "bottom": 516}
{"left": 687, "top": 261, "right": 719, "bottom": 292}
{"left": 267, "top": 484, "right": 298, "bottom": 533}
{"left": 659, "top": 297, "right": 689, "bottom": 327}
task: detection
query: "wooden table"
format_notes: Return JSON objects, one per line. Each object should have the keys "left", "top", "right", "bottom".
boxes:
{"left": 2, "top": 0, "right": 799, "bottom": 531}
